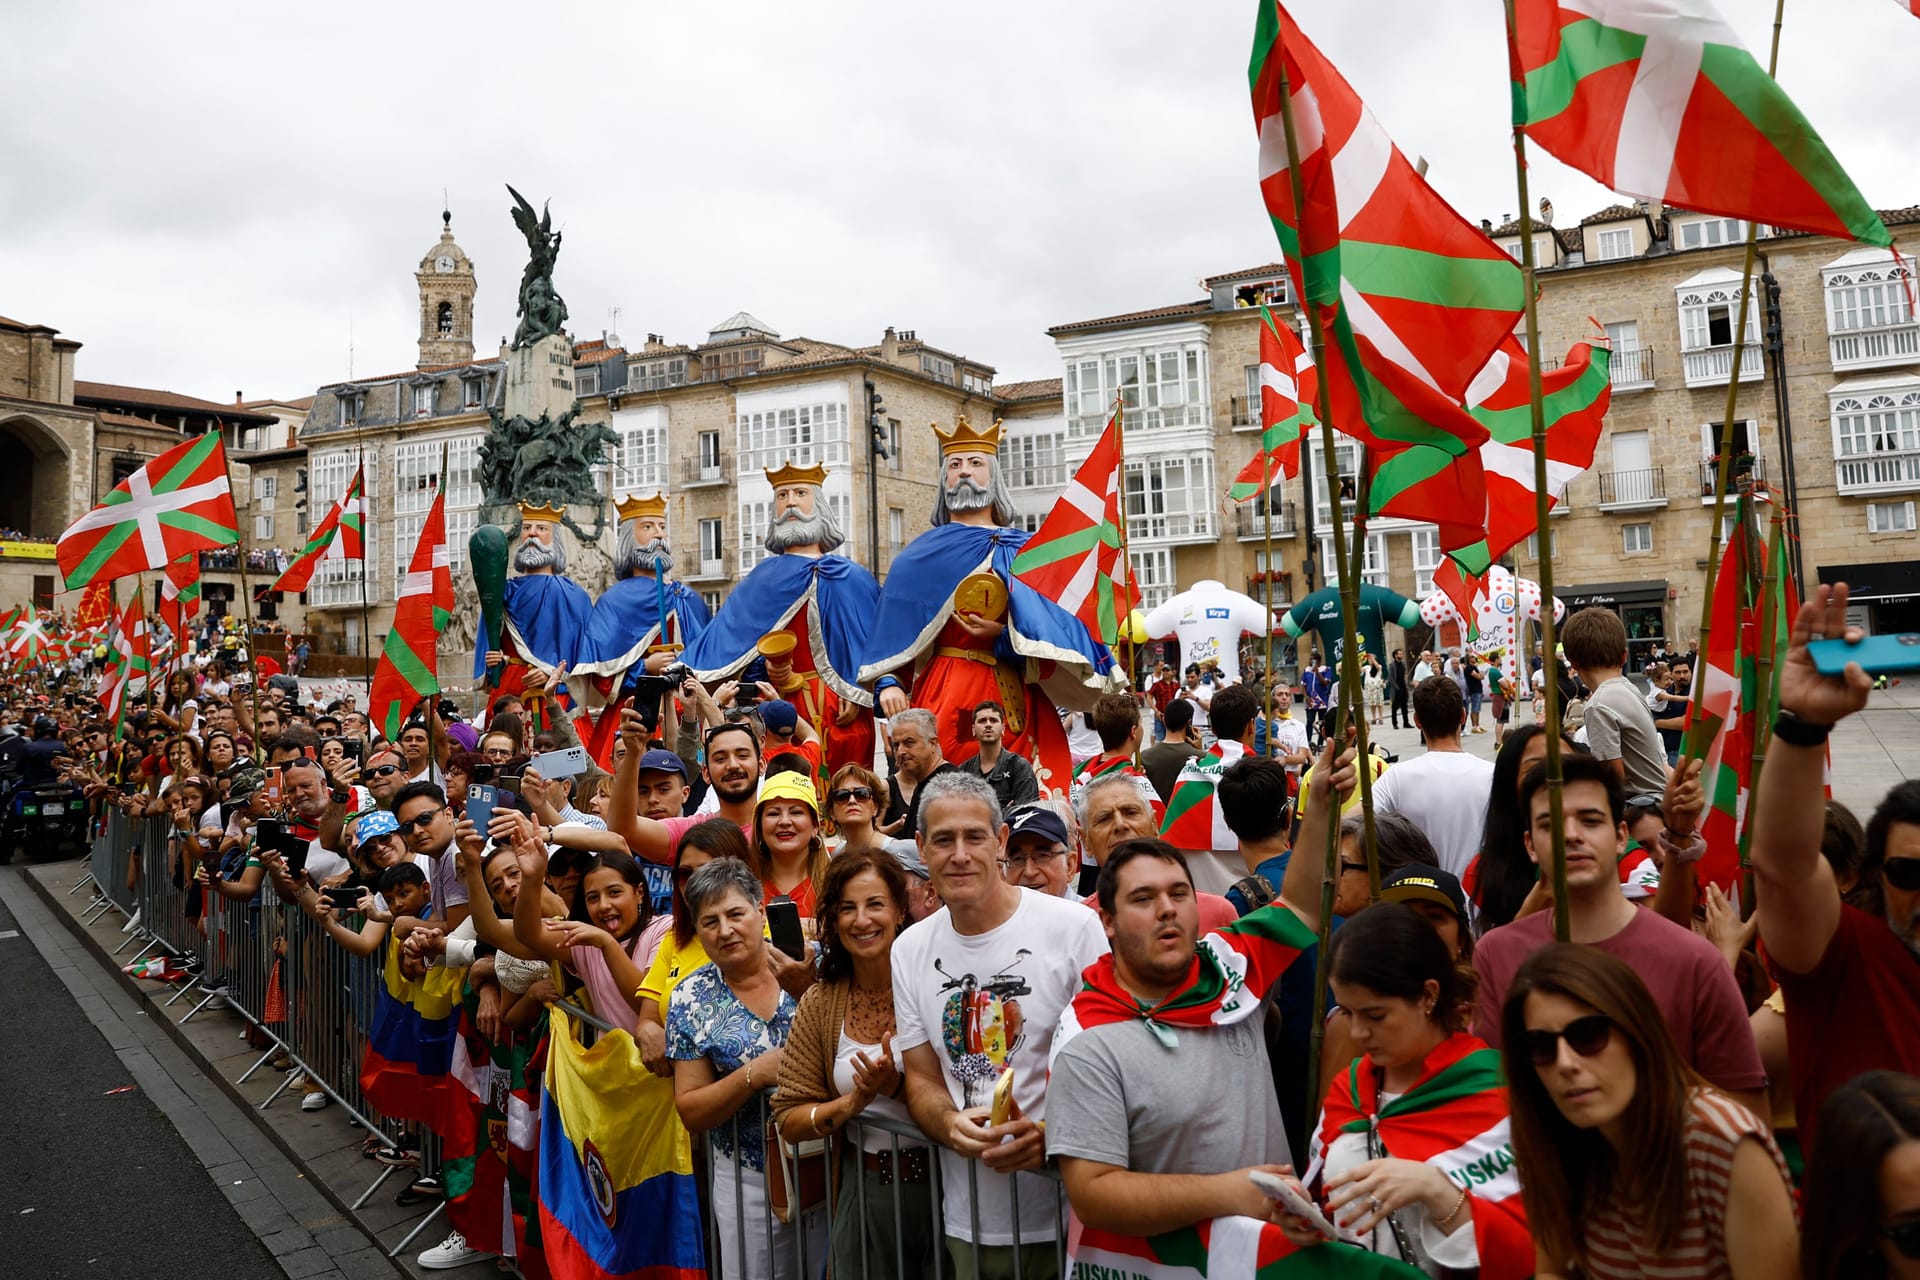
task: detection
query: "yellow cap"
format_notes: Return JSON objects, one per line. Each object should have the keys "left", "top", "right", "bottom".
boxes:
{"left": 932, "top": 414, "right": 1004, "bottom": 457}
{"left": 615, "top": 492, "right": 668, "bottom": 522}
{"left": 756, "top": 771, "right": 819, "bottom": 816}
{"left": 764, "top": 459, "right": 828, "bottom": 489}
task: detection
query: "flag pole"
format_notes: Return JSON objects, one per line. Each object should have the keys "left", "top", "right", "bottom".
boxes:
{"left": 1344, "top": 450, "right": 1384, "bottom": 902}
{"left": 1110, "top": 397, "right": 1139, "bottom": 712}
{"left": 356, "top": 439, "right": 375, "bottom": 702}
{"left": 1741, "top": 495, "right": 1781, "bottom": 911}
{"left": 1262, "top": 457, "right": 1276, "bottom": 757}
{"left": 1505, "top": 0, "right": 1572, "bottom": 942}
{"left": 1272, "top": 12, "right": 1364, "bottom": 1115}
{"left": 426, "top": 442, "right": 449, "bottom": 782}
{"left": 223, "top": 447, "right": 264, "bottom": 763}
{"left": 1684, "top": 0, "right": 1785, "bottom": 767}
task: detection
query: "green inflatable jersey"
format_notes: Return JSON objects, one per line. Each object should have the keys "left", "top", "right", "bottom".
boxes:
{"left": 1283, "top": 584, "right": 1421, "bottom": 667}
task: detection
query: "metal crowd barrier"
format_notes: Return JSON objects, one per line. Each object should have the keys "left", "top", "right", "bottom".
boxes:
{"left": 79, "top": 807, "right": 140, "bottom": 928}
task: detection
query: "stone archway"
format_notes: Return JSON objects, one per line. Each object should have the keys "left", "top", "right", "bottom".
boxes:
{"left": 0, "top": 415, "right": 76, "bottom": 538}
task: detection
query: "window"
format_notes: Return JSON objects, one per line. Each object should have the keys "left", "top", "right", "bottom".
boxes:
{"left": 1623, "top": 522, "right": 1653, "bottom": 553}
{"left": 1869, "top": 500, "right": 1917, "bottom": 533}
{"left": 1230, "top": 278, "right": 1289, "bottom": 308}
{"left": 436, "top": 302, "right": 453, "bottom": 337}
{"left": 336, "top": 393, "right": 361, "bottom": 427}
{"left": 1524, "top": 529, "right": 1560, "bottom": 560}
{"left": 628, "top": 358, "right": 688, "bottom": 391}
{"left": 920, "top": 353, "right": 956, "bottom": 385}
{"left": 1130, "top": 548, "right": 1176, "bottom": 610}
{"left": 962, "top": 370, "right": 993, "bottom": 396}
{"left": 1318, "top": 533, "right": 1387, "bottom": 589}
{"left": 462, "top": 376, "right": 487, "bottom": 409}
{"left": 252, "top": 474, "right": 278, "bottom": 507}
{"left": 1595, "top": 228, "right": 1633, "bottom": 260}
{"left": 697, "top": 430, "right": 723, "bottom": 477}
{"left": 1832, "top": 386, "right": 1920, "bottom": 493}
{"left": 1677, "top": 217, "right": 1747, "bottom": 249}
{"left": 254, "top": 515, "right": 273, "bottom": 541}
{"left": 888, "top": 507, "right": 905, "bottom": 550}
{"left": 1124, "top": 454, "right": 1215, "bottom": 541}
{"left": 308, "top": 449, "right": 375, "bottom": 607}
{"left": 1010, "top": 511, "right": 1044, "bottom": 533}
{"left": 1680, "top": 288, "right": 1757, "bottom": 350}
{"left": 1307, "top": 439, "right": 1362, "bottom": 526}
{"left": 1063, "top": 342, "right": 1208, "bottom": 437}
{"left": 1828, "top": 266, "right": 1914, "bottom": 333}
{"left": 701, "top": 589, "right": 723, "bottom": 614}
{"left": 1411, "top": 528, "right": 1442, "bottom": 596}
{"left": 608, "top": 414, "right": 667, "bottom": 493}
{"left": 296, "top": 508, "right": 310, "bottom": 536}
{"left": 576, "top": 368, "right": 600, "bottom": 396}
{"left": 701, "top": 346, "right": 762, "bottom": 381}
{"left": 887, "top": 419, "right": 902, "bottom": 472}
{"left": 1004, "top": 431, "right": 1067, "bottom": 490}
{"left": 698, "top": 518, "right": 725, "bottom": 567}
{"left": 1700, "top": 420, "right": 1762, "bottom": 497}
{"left": 412, "top": 384, "right": 434, "bottom": 417}
{"left": 388, "top": 436, "right": 480, "bottom": 583}
{"left": 735, "top": 399, "right": 850, "bottom": 474}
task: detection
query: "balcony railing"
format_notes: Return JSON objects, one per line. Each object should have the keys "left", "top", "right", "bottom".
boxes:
{"left": 1597, "top": 467, "right": 1667, "bottom": 509}
{"left": 1127, "top": 512, "right": 1215, "bottom": 543}
{"left": 1229, "top": 395, "right": 1262, "bottom": 431}
{"left": 1234, "top": 501, "right": 1298, "bottom": 539}
{"left": 1837, "top": 448, "right": 1920, "bottom": 495}
{"left": 1004, "top": 463, "right": 1070, "bottom": 491}
{"left": 1698, "top": 454, "right": 1766, "bottom": 498}
{"left": 683, "top": 553, "right": 732, "bottom": 582}
{"left": 1681, "top": 344, "right": 1766, "bottom": 388}
{"left": 678, "top": 455, "right": 731, "bottom": 487}
{"left": 1069, "top": 403, "right": 1208, "bottom": 438}
{"left": 1830, "top": 323, "right": 1920, "bottom": 372}
{"left": 1610, "top": 346, "right": 1655, "bottom": 390}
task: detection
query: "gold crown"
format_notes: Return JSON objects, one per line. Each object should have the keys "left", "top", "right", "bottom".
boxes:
{"left": 763, "top": 459, "right": 828, "bottom": 489}
{"left": 615, "top": 492, "right": 669, "bottom": 522}
{"left": 517, "top": 500, "right": 568, "bottom": 524}
{"left": 933, "top": 415, "right": 1004, "bottom": 457}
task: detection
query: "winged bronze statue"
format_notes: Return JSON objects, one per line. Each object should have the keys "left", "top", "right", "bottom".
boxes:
{"left": 506, "top": 184, "right": 568, "bottom": 348}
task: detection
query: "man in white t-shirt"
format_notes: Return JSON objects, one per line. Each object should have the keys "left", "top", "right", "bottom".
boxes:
{"left": 1371, "top": 675, "right": 1495, "bottom": 878}
{"left": 1174, "top": 666, "right": 1213, "bottom": 741}
{"left": 895, "top": 771, "right": 1108, "bottom": 1277}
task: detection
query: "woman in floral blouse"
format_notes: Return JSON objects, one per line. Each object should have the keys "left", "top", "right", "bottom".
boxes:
{"left": 667, "top": 858, "right": 825, "bottom": 1279}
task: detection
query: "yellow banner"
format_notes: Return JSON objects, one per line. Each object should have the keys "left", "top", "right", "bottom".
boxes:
{"left": 0, "top": 541, "right": 56, "bottom": 561}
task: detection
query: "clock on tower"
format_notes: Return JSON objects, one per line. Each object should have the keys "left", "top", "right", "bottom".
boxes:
{"left": 415, "top": 209, "right": 476, "bottom": 368}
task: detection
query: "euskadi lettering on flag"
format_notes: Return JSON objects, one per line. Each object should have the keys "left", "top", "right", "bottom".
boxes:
{"left": 1251, "top": 2, "right": 1525, "bottom": 573}
{"left": 1010, "top": 409, "right": 1136, "bottom": 646}
{"left": 273, "top": 465, "right": 365, "bottom": 593}
{"left": 56, "top": 432, "right": 239, "bottom": 589}
{"left": 1229, "top": 303, "right": 1319, "bottom": 499}
{"left": 536, "top": 1008, "right": 704, "bottom": 1280}
{"left": 1510, "top": 0, "right": 1891, "bottom": 246}
{"left": 371, "top": 491, "right": 455, "bottom": 742}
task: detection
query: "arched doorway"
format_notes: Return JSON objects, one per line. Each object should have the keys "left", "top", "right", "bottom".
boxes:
{"left": 0, "top": 416, "right": 74, "bottom": 538}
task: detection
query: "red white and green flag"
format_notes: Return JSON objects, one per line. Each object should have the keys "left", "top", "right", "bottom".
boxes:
{"left": 371, "top": 491, "right": 454, "bottom": 742}
{"left": 1010, "top": 409, "right": 1137, "bottom": 647}
{"left": 1690, "top": 498, "right": 1754, "bottom": 889}
{"left": 1159, "top": 742, "right": 1244, "bottom": 855}
{"left": 99, "top": 591, "right": 153, "bottom": 732}
{"left": 1898, "top": 0, "right": 1920, "bottom": 17}
{"left": 1510, "top": 0, "right": 1891, "bottom": 246}
{"left": 1229, "top": 304, "right": 1319, "bottom": 500}
{"left": 272, "top": 465, "right": 365, "bottom": 594}
{"left": 1463, "top": 336, "right": 1613, "bottom": 561}
{"left": 157, "top": 553, "right": 202, "bottom": 641}
{"left": 56, "top": 432, "right": 240, "bottom": 590}
{"left": 1067, "top": 1211, "right": 1424, "bottom": 1279}
{"left": 5, "top": 604, "right": 54, "bottom": 666}
{"left": 1251, "top": 2, "right": 1525, "bottom": 572}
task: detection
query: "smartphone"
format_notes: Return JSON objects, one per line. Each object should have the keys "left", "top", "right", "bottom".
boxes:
{"left": 1247, "top": 1170, "right": 1344, "bottom": 1242}
{"left": 530, "top": 745, "right": 589, "bottom": 779}
{"left": 765, "top": 898, "right": 806, "bottom": 962}
{"left": 1810, "top": 633, "right": 1920, "bottom": 677}
{"left": 255, "top": 818, "right": 309, "bottom": 876}
{"left": 989, "top": 1068, "right": 1017, "bottom": 1127}
{"left": 263, "top": 766, "right": 286, "bottom": 803}
{"left": 466, "top": 783, "right": 500, "bottom": 830}
{"left": 322, "top": 886, "right": 366, "bottom": 910}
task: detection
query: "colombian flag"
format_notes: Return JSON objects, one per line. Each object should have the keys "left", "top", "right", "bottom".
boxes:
{"left": 537, "top": 1008, "right": 705, "bottom": 1280}
{"left": 445, "top": 997, "right": 549, "bottom": 1278}
{"left": 359, "top": 941, "right": 466, "bottom": 1131}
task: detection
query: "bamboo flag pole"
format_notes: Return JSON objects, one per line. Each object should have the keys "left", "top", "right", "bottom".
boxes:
{"left": 424, "top": 441, "right": 449, "bottom": 780}
{"left": 1262, "top": 461, "right": 1276, "bottom": 756}
{"left": 223, "top": 446, "right": 264, "bottom": 762}
{"left": 1740, "top": 496, "right": 1780, "bottom": 912}
{"left": 1505, "top": 0, "right": 1572, "bottom": 942}
{"left": 1345, "top": 451, "right": 1384, "bottom": 903}
{"left": 1110, "top": 398, "right": 1140, "bottom": 710}
{"left": 356, "top": 438, "right": 376, "bottom": 699}
{"left": 1683, "top": 0, "right": 1787, "bottom": 768}
{"left": 1273, "top": 16, "right": 1371, "bottom": 1114}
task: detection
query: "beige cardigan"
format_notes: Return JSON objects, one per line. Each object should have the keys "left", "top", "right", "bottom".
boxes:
{"left": 770, "top": 977, "right": 853, "bottom": 1124}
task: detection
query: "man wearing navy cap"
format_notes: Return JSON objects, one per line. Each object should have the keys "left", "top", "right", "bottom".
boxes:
{"left": 755, "top": 697, "right": 822, "bottom": 779}
{"left": 635, "top": 747, "right": 691, "bottom": 820}
{"left": 1003, "top": 803, "right": 1076, "bottom": 899}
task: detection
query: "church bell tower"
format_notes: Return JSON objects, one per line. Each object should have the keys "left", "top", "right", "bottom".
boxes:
{"left": 415, "top": 209, "right": 476, "bottom": 367}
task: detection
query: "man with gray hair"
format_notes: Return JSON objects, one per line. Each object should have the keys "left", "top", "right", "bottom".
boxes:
{"left": 882, "top": 707, "right": 957, "bottom": 842}
{"left": 574, "top": 492, "right": 710, "bottom": 694}
{"left": 893, "top": 770, "right": 1108, "bottom": 1277}
{"left": 477, "top": 501, "right": 593, "bottom": 702}
{"left": 860, "top": 416, "right": 1113, "bottom": 793}
{"left": 683, "top": 459, "right": 880, "bottom": 775}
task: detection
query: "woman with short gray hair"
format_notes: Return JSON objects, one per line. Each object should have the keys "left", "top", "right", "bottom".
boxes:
{"left": 667, "top": 857, "right": 824, "bottom": 1278}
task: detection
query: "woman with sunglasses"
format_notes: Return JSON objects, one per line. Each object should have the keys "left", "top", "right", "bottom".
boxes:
{"left": 772, "top": 850, "right": 935, "bottom": 1280}
{"left": 823, "top": 764, "right": 909, "bottom": 860}
{"left": 1282, "top": 904, "right": 1533, "bottom": 1278}
{"left": 1802, "top": 1070, "right": 1920, "bottom": 1280}
{"left": 1502, "top": 943, "right": 1798, "bottom": 1279}
{"left": 634, "top": 820, "right": 763, "bottom": 1075}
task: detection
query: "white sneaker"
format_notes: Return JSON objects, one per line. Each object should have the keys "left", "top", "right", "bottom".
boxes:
{"left": 419, "top": 1231, "right": 489, "bottom": 1269}
{"left": 300, "top": 1091, "right": 330, "bottom": 1112}
{"left": 121, "top": 909, "right": 143, "bottom": 934}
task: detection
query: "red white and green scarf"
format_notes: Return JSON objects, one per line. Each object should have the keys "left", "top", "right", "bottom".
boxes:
{"left": 1309, "top": 1035, "right": 1532, "bottom": 1280}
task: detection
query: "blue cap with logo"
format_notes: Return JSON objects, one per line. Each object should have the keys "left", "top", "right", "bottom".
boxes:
{"left": 637, "top": 748, "right": 686, "bottom": 778}
{"left": 354, "top": 809, "right": 401, "bottom": 850}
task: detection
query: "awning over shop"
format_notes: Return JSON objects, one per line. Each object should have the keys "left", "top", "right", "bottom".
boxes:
{"left": 1559, "top": 580, "right": 1669, "bottom": 611}
{"left": 1818, "top": 560, "right": 1920, "bottom": 604}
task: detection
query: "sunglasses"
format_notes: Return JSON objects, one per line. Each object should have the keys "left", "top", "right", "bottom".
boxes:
{"left": 828, "top": 786, "right": 875, "bottom": 806}
{"left": 361, "top": 764, "right": 404, "bottom": 781}
{"left": 394, "top": 806, "right": 445, "bottom": 834}
{"left": 1884, "top": 858, "right": 1920, "bottom": 892}
{"left": 1522, "top": 1013, "right": 1615, "bottom": 1067}
{"left": 1883, "top": 1221, "right": 1920, "bottom": 1260}
{"left": 1339, "top": 859, "right": 1369, "bottom": 875}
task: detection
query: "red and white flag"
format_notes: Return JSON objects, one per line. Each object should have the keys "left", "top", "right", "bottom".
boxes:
{"left": 56, "top": 433, "right": 239, "bottom": 588}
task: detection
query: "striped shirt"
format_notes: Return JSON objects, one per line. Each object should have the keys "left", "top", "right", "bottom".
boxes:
{"left": 1577, "top": 1090, "right": 1793, "bottom": 1280}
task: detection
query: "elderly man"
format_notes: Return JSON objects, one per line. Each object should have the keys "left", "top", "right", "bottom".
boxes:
{"left": 476, "top": 501, "right": 594, "bottom": 717}
{"left": 1003, "top": 803, "right": 1077, "bottom": 898}
{"left": 684, "top": 460, "right": 880, "bottom": 776}
{"left": 894, "top": 772, "right": 1108, "bottom": 1279}
{"left": 574, "top": 492, "right": 709, "bottom": 694}
{"left": 882, "top": 708, "right": 957, "bottom": 842}
{"left": 1080, "top": 771, "right": 1239, "bottom": 933}
{"left": 859, "top": 416, "right": 1111, "bottom": 792}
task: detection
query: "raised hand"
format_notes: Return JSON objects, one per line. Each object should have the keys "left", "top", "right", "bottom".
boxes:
{"left": 1778, "top": 584, "right": 1871, "bottom": 727}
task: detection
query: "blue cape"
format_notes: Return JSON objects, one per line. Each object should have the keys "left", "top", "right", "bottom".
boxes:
{"left": 855, "top": 523, "right": 1113, "bottom": 707}
{"left": 475, "top": 573, "right": 594, "bottom": 677}
{"left": 573, "top": 573, "right": 711, "bottom": 681}
{"left": 682, "top": 553, "right": 880, "bottom": 705}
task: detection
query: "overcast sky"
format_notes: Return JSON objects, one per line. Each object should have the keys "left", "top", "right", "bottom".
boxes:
{"left": 5, "top": 0, "right": 1914, "bottom": 403}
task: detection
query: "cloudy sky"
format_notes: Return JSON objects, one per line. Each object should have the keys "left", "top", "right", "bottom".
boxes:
{"left": 5, "top": 0, "right": 1914, "bottom": 402}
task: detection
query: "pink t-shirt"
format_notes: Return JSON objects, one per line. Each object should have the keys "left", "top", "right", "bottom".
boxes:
{"left": 1472, "top": 906, "right": 1766, "bottom": 1093}
{"left": 647, "top": 814, "right": 749, "bottom": 865}
{"left": 568, "top": 915, "right": 672, "bottom": 1034}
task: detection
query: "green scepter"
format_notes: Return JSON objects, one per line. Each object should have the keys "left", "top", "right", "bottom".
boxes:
{"left": 470, "top": 524, "right": 510, "bottom": 690}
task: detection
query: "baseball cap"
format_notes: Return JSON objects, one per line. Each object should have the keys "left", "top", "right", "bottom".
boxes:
{"left": 756, "top": 770, "right": 819, "bottom": 816}
{"left": 1380, "top": 863, "right": 1470, "bottom": 922}
{"left": 891, "top": 846, "right": 932, "bottom": 880}
{"left": 758, "top": 698, "right": 799, "bottom": 736}
{"left": 226, "top": 766, "right": 268, "bottom": 801}
{"left": 637, "top": 748, "right": 687, "bottom": 778}
{"left": 1006, "top": 804, "right": 1070, "bottom": 851}
{"left": 354, "top": 809, "right": 401, "bottom": 850}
